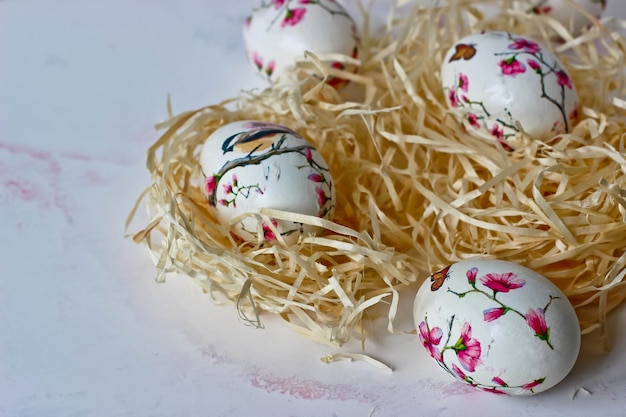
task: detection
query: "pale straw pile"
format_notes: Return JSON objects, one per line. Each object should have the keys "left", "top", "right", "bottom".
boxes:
{"left": 127, "top": 0, "right": 626, "bottom": 348}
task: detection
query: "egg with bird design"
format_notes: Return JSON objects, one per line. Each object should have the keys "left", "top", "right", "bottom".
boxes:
{"left": 200, "top": 120, "right": 335, "bottom": 244}
{"left": 220, "top": 122, "right": 296, "bottom": 155}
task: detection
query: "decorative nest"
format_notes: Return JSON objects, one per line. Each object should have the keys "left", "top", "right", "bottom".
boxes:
{"left": 127, "top": 0, "right": 626, "bottom": 348}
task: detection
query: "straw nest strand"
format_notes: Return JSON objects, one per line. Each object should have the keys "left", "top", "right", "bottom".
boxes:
{"left": 128, "top": 0, "right": 626, "bottom": 348}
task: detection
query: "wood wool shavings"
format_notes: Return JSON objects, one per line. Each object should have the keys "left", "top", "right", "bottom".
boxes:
{"left": 127, "top": 0, "right": 626, "bottom": 348}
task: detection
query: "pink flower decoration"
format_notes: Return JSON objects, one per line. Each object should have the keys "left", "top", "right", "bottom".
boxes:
{"left": 316, "top": 187, "right": 327, "bottom": 209}
{"left": 252, "top": 52, "right": 263, "bottom": 70}
{"left": 232, "top": 174, "right": 238, "bottom": 187}
{"left": 418, "top": 321, "right": 443, "bottom": 362}
{"left": 223, "top": 183, "right": 233, "bottom": 194}
{"left": 526, "top": 308, "right": 551, "bottom": 344}
{"left": 522, "top": 378, "right": 546, "bottom": 390}
{"left": 480, "top": 272, "right": 525, "bottom": 293}
{"left": 273, "top": 0, "right": 285, "bottom": 8}
{"left": 532, "top": 5, "right": 552, "bottom": 14}
{"left": 448, "top": 88, "right": 459, "bottom": 107}
{"left": 569, "top": 105, "right": 579, "bottom": 121}
{"left": 281, "top": 7, "right": 307, "bottom": 27}
{"left": 467, "top": 113, "right": 480, "bottom": 129}
{"left": 498, "top": 138, "right": 514, "bottom": 152}
{"left": 453, "top": 322, "right": 482, "bottom": 372}
{"left": 490, "top": 123, "right": 504, "bottom": 141}
{"left": 262, "top": 219, "right": 279, "bottom": 241}
{"left": 351, "top": 23, "right": 358, "bottom": 37}
{"left": 527, "top": 59, "right": 542, "bottom": 73}
{"left": 483, "top": 307, "right": 507, "bottom": 322}
{"left": 328, "top": 76, "right": 346, "bottom": 89}
{"left": 265, "top": 60, "right": 276, "bottom": 77}
{"left": 328, "top": 61, "right": 348, "bottom": 88}
{"left": 218, "top": 199, "right": 228, "bottom": 206}
{"left": 492, "top": 376, "right": 508, "bottom": 387}
{"left": 458, "top": 73, "right": 469, "bottom": 92}
{"left": 244, "top": 16, "right": 252, "bottom": 28}
{"left": 499, "top": 58, "right": 526, "bottom": 76}
{"left": 508, "top": 38, "right": 541, "bottom": 54}
{"left": 308, "top": 173, "right": 323, "bottom": 183}
{"left": 451, "top": 363, "right": 469, "bottom": 382}
{"left": 556, "top": 70, "right": 572, "bottom": 89}
{"left": 205, "top": 175, "right": 218, "bottom": 196}
{"left": 481, "top": 387, "right": 509, "bottom": 395}
{"left": 466, "top": 267, "right": 478, "bottom": 284}
{"left": 305, "top": 148, "right": 313, "bottom": 161}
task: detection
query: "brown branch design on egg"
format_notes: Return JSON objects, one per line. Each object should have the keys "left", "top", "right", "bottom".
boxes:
{"left": 446, "top": 266, "right": 559, "bottom": 350}
{"left": 215, "top": 174, "right": 263, "bottom": 209}
{"left": 418, "top": 314, "right": 547, "bottom": 395}
{"left": 257, "top": 0, "right": 353, "bottom": 31}
{"left": 493, "top": 32, "right": 574, "bottom": 133}
{"left": 205, "top": 137, "right": 315, "bottom": 206}
{"left": 444, "top": 71, "right": 519, "bottom": 150}
{"left": 244, "top": 0, "right": 360, "bottom": 85}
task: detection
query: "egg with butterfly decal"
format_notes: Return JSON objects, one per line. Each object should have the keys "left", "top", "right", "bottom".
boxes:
{"left": 200, "top": 120, "right": 335, "bottom": 245}
{"left": 413, "top": 259, "right": 581, "bottom": 395}
{"left": 440, "top": 31, "right": 579, "bottom": 150}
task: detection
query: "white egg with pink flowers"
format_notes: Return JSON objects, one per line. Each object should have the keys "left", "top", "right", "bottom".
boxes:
{"left": 530, "top": 0, "right": 606, "bottom": 36}
{"left": 200, "top": 120, "right": 335, "bottom": 245}
{"left": 440, "top": 31, "right": 579, "bottom": 150}
{"left": 243, "top": 0, "right": 360, "bottom": 86}
{"left": 413, "top": 259, "right": 581, "bottom": 395}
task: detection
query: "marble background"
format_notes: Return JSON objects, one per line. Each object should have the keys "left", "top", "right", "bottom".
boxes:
{"left": 2, "top": 1, "right": 626, "bottom": 416}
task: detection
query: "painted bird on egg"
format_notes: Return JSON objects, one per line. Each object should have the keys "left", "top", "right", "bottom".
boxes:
{"left": 441, "top": 31, "right": 579, "bottom": 150}
{"left": 200, "top": 120, "right": 335, "bottom": 245}
{"left": 220, "top": 121, "right": 297, "bottom": 155}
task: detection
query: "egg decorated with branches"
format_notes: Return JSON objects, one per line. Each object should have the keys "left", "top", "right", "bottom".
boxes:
{"left": 200, "top": 120, "right": 335, "bottom": 245}
{"left": 413, "top": 259, "right": 581, "bottom": 396}
{"left": 441, "top": 31, "right": 579, "bottom": 150}
{"left": 529, "top": 0, "right": 606, "bottom": 36}
{"left": 243, "top": 0, "right": 360, "bottom": 86}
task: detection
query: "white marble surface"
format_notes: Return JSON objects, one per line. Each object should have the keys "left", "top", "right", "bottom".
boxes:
{"left": 2, "top": 1, "right": 626, "bottom": 416}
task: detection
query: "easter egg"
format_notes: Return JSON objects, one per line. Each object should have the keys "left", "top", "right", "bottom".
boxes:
{"left": 413, "top": 259, "right": 581, "bottom": 395}
{"left": 440, "top": 31, "right": 579, "bottom": 149}
{"left": 530, "top": 0, "right": 606, "bottom": 35}
{"left": 200, "top": 120, "right": 335, "bottom": 244}
{"left": 243, "top": 0, "right": 360, "bottom": 86}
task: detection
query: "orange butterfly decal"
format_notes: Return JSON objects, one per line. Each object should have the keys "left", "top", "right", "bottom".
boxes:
{"left": 430, "top": 265, "right": 451, "bottom": 291}
{"left": 448, "top": 43, "right": 477, "bottom": 63}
